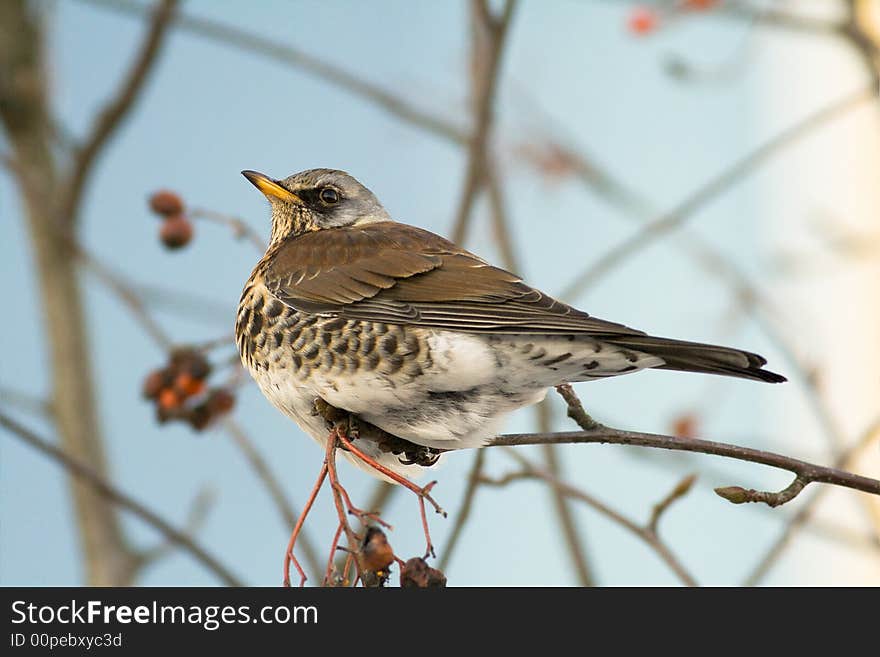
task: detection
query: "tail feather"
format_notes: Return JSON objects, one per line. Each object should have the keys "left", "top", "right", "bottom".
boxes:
{"left": 603, "top": 335, "right": 787, "bottom": 383}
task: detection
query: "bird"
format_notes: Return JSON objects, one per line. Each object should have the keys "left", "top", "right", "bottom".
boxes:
{"left": 236, "top": 168, "right": 785, "bottom": 481}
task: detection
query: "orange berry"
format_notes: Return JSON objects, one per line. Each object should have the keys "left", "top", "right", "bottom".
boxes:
{"left": 682, "top": 0, "right": 718, "bottom": 10}
{"left": 628, "top": 6, "right": 659, "bottom": 35}
{"left": 174, "top": 372, "right": 205, "bottom": 398}
{"left": 158, "top": 388, "right": 180, "bottom": 410}
{"left": 148, "top": 190, "right": 184, "bottom": 217}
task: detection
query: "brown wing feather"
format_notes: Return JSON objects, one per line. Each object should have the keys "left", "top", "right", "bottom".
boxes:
{"left": 263, "top": 223, "right": 640, "bottom": 336}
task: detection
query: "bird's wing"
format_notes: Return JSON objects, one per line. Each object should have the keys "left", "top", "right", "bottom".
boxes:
{"left": 263, "top": 222, "right": 643, "bottom": 336}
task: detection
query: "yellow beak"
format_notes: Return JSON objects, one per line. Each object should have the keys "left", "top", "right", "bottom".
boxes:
{"left": 241, "top": 170, "right": 302, "bottom": 203}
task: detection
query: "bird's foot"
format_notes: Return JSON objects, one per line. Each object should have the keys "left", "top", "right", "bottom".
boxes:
{"left": 311, "top": 398, "right": 445, "bottom": 467}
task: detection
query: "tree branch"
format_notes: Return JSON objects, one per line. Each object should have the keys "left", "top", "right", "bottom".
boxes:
{"left": 78, "top": 0, "right": 465, "bottom": 145}
{"left": 223, "top": 418, "right": 322, "bottom": 579}
{"left": 438, "top": 450, "right": 486, "bottom": 572}
{"left": 743, "top": 416, "right": 880, "bottom": 585}
{"left": 450, "top": 0, "right": 517, "bottom": 245}
{"left": 560, "top": 84, "right": 875, "bottom": 301}
{"left": 190, "top": 208, "right": 265, "bottom": 252}
{"left": 488, "top": 425, "right": 880, "bottom": 506}
{"left": 60, "top": 0, "right": 178, "bottom": 227}
{"left": 0, "top": 410, "right": 244, "bottom": 586}
{"left": 483, "top": 448, "right": 698, "bottom": 586}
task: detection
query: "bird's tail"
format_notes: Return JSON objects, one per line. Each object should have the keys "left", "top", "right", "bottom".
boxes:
{"left": 602, "top": 334, "right": 786, "bottom": 383}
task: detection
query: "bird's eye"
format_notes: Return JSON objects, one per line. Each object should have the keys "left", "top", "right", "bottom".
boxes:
{"left": 319, "top": 187, "right": 339, "bottom": 205}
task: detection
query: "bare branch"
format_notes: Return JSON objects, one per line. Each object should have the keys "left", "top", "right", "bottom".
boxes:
{"left": 77, "top": 244, "right": 173, "bottom": 349}
{"left": 136, "top": 486, "right": 215, "bottom": 567}
{"left": 60, "top": 0, "right": 178, "bottom": 226}
{"left": 78, "top": 0, "right": 465, "bottom": 144}
{"left": 0, "top": 385, "right": 53, "bottom": 418}
{"left": 190, "top": 208, "right": 265, "bottom": 252}
{"left": 223, "top": 418, "right": 322, "bottom": 579}
{"left": 744, "top": 416, "right": 880, "bottom": 585}
{"left": 649, "top": 474, "right": 697, "bottom": 534}
{"left": 450, "top": 0, "right": 517, "bottom": 245}
{"left": 0, "top": 410, "right": 244, "bottom": 586}
{"left": 489, "top": 424, "right": 880, "bottom": 506}
{"left": 536, "top": 397, "right": 595, "bottom": 586}
{"left": 438, "top": 450, "right": 486, "bottom": 572}
{"left": 485, "top": 448, "right": 698, "bottom": 586}
{"left": 485, "top": 162, "right": 521, "bottom": 272}
{"left": 560, "top": 85, "right": 875, "bottom": 301}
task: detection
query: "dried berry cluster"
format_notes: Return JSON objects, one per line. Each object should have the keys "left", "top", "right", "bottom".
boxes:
{"left": 400, "top": 557, "right": 447, "bottom": 588}
{"left": 142, "top": 348, "right": 234, "bottom": 430}
{"left": 148, "top": 190, "right": 193, "bottom": 249}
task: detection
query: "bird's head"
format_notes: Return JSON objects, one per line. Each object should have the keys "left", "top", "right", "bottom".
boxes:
{"left": 242, "top": 168, "right": 391, "bottom": 245}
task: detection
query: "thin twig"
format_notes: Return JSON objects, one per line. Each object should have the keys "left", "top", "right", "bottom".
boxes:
{"left": 190, "top": 208, "right": 265, "bottom": 252}
{"left": 283, "top": 463, "right": 327, "bottom": 587}
{"left": 78, "top": 0, "right": 465, "bottom": 144}
{"left": 489, "top": 425, "right": 880, "bottom": 506}
{"left": 136, "top": 486, "right": 215, "bottom": 567}
{"left": 743, "top": 416, "right": 880, "bottom": 585}
{"left": 0, "top": 410, "right": 243, "bottom": 586}
{"left": 77, "top": 245, "right": 173, "bottom": 349}
{"left": 536, "top": 397, "right": 595, "bottom": 586}
{"left": 450, "top": 0, "right": 517, "bottom": 245}
{"left": 0, "top": 386, "right": 53, "bottom": 418}
{"left": 324, "top": 430, "right": 364, "bottom": 586}
{"left": 59, "top": 0, "right": 178, "bottom": 227}
{"left": 223, "top": 418, "right": 322, "bottom": 579}
{"left": 648, "top": 474, "right": 697, "bottom": 535}
{"left": 484, "top": 161, "right": 521, "bottom": 273}
{"left": 560, "top": 85, "right": 875, "bottom": 301}
{"left": 438, "top": 450, "right": 486, "bottom": 572}
{"left": 484, "top": 448, "right": 698, "bottom": 587}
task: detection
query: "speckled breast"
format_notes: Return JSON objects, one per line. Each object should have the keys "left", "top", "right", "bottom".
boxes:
{"left": 235, "top": 283, "right": 430, "bottom": 382}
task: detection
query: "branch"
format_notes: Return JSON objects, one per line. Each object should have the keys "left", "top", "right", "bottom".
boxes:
{"left": 488, "top": 424, "right": 880, "bottom": 507}
{"left": 482, "top": 449, "right": 698, "bottom": 586}
{"left": 223, "top": 418, "right": 322, "bottom": 579}
{"left": 450, "top": 0, "right": 517, "bottom": 245}
{"left": 743, "top": 416, "right": 880, "bottom": 585}
{"left": 60, "top": 0, "right": 178, "bottom": 226}
{"left": 77, "top": 244, "right": 173, "bottom": 349}
{"left": 560, "top": 84, "right": 875, "bottom": 301}
{"left": 438, "top": 450, "right": 486, "bottom": 572}
{"left": 190, "top": 208, "right": 266, "bottom": 252}
{"left": 0, "top": 385, "right": 53, "bottom": 418}
{"left": 79, "top": 0, "right": 465, "bottom": 144}
{"left": 0, "top": 410, "right": 244, "bottom": 586}
{"left": 136, "top": 486, "right": 215, "bottom": 567}
{"left": 535, "top": 396, "right": 595, "bottom": 586}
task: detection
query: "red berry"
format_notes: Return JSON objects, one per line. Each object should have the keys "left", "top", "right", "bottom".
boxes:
{"left": 628, "top": 6, "right": 659, "bottom": 35}
{"left": 188, "top": 404, "right": 213, "bottom": 431}
{"left": 174, "top": 372, "right": 205, "bottom": 398}
{"left": 206, "top": 388, "right": 235, "bottom": 415}
{"left": 148, "top": 190, "right": 185, "bottom": 217}
{"left": 159, "top": 215, "right": 193, "bottom": 249}
{"left": 142, "top": 369, "right": 166, "bottom": 399}
{"left": 682, "top": 0, "right": 718, "bottom": 10}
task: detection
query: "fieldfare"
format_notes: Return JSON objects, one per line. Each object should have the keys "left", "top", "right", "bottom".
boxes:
{"left": 236, "top": 169, "right": 785, "bottom": 480}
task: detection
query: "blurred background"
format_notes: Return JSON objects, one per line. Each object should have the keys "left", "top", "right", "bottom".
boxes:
{"left": 1, "top": 0, "right": 878, "bottom": 586}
